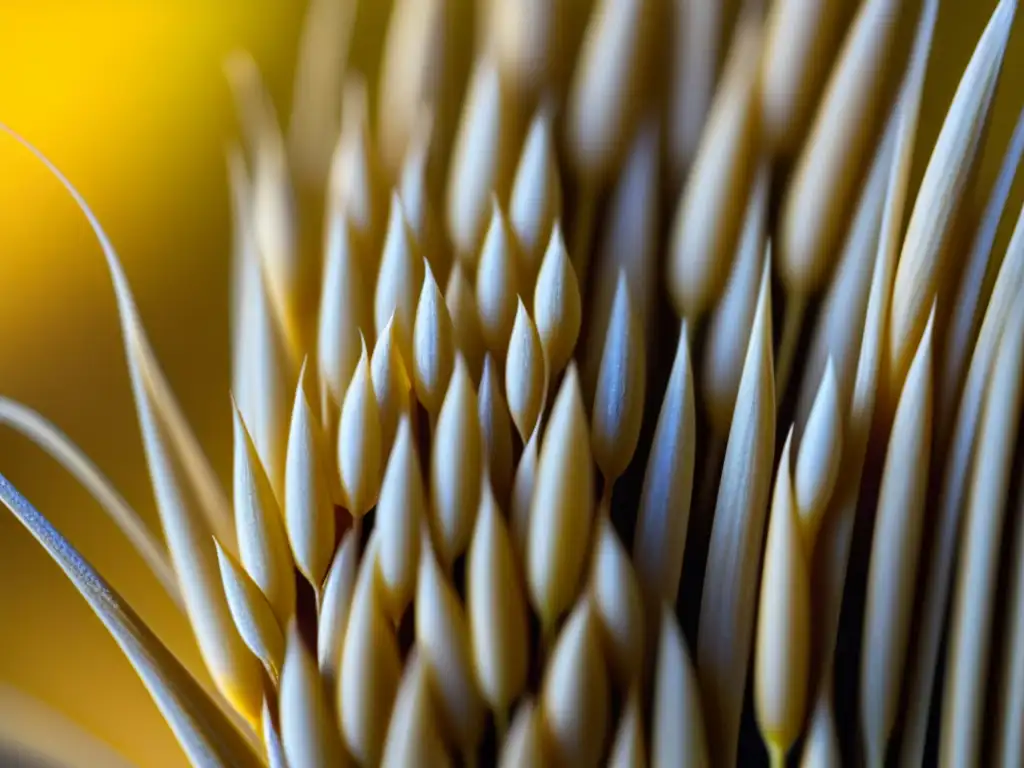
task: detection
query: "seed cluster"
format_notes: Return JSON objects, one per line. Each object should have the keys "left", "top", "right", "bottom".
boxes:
{"left": 2, "top": 0, "right": 1024, "bottom": 767}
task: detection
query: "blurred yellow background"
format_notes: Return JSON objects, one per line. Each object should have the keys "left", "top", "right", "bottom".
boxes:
{"left": 0, "top": 1, "right": 1020, "bottom": 765}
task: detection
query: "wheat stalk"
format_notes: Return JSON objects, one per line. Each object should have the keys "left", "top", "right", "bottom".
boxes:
{"left": 2, "top": 1, "right": 1024, "bottom": 765}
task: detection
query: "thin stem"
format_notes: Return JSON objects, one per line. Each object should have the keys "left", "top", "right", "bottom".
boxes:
{"left": 0, "top": 397, "right": 184, "bottom": 612}
{"left": 768, "top": 742, "right": 786, "bottom": 768}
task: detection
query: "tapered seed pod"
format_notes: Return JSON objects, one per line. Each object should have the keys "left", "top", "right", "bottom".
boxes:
{"left": 809, "top": 0, "right": 935, "bottom": 713}
{"left": 633, "top": 323, "right": 696, "bottom": 605}
{"left": 466, "top": 481, "right": 530, "bottom": 721}
{"left": 337, "top": 339, "right": 382, "bottom": 517}
{"left": 416, "top": 537, "right": 486, "bottom": 755}
{"left": 214, "top": 539, "right": 285, "bottom": 681}
{"left": 286, "top": 0, "right": 357, "bottom": 188}
{"left": 318, "top": 210, "right": 371, "bottom": 441}
{"left": 608, "top": 685, "right": 646, "bottom": 767}
{"left": 498, "top": 698, "right": 545, "bottom": 767}
{"left": 938, "top": 107, "right": 1024, "bottom": 437}
{"left": 510, "top": 106, "right": 563, "bottom": 293}
{"left": 590, "top": 515, "right": 644, "bottom": 687}
{"left": 664, "top": 0, "right": 722, "bottom": 187}
{"left": 778, "top": 0, "right": 907, "bottom": 298}
{"left": 793, "top": 361, "right": 841, "bottom": 549}
{"left": 20, "top": 122, "right": 264, "bottom": 724}
{"left": 697, "top": 255, "right": 775, "bottom": 768}
{"left": 651, "top": 603, "right": 709, "bottom": 767}
{"left": 317, "top": 528, "right": 359, "bottom": 684}
{"left": 584, "top": 117, "right": 660, "bottom": 401}
{"left": 280, "top": 621, "right": 346, "bottom": 767}
{"left": 564, "top": 0, "right": 652, "bottom": 188}
{"left": 541, "top": 600, "right": 610, "bottom": 767}
{"left": 888, "top": 0, "right": 1015, "bottom": 400}
{"left": 430, "top": 357, "right": 483, "bottom": 566}
{"left": 324, "top": 76, "right": 385, "bottom": 271}
{"left": 793, "top": 103, "right": 897, "bottom": 432}
{"left": 447, "top": 57, "right": 517, "bottom": 266}
{"left": 506, "top": 299, "right": 546, "bottom": 442}
{"left": 476, "top": 199, "right": 521, "bottom": 355}
{"left": 376, "top": 418, "right": 424, "bottom": 623}
{"left": 251, "top": 89, "right": 305, "bottom": 361}
{"left": 399, "top": 113, "right": 451, "bottom": 285}
{"left": 376, "top": 193, "right": 426, "bottom": 368}
{"left": 527, "top": 366, "right": 594, "bottom": 631}
{"left": 904, "top": 203, "right": 1024, "bottom": 765}
{"left": 338, "top": 536, "right": 401, "bottom": 766}
{"left": 232, "top": 405, "right": 295, "bottom": 629}
{"left": 446, "top": 262, "right": 486, "bottom": 383}
{"left": 533, "top": 224, "right": 582, "bottom": 380}
{"left": 478, "top": 355, "right": 515, "bottom": 502}
{"left": 371, "top": 313, "right": 414, "bottom": 461}
{"left": 237, "top": 218, "right": 291, "bottom": 506}
{"left": 488, "top": 0, "right": 568, "bottom": 106}
{"left": 701, "top": 163, "right": 769, "bottom": 435}
{"left": 760, "top": 0, "right": 849, "bottom": 154}
{"left": 754, "top": 432, "right": 810, "bottom": 765}
{"left": 939, "top": 292, "right": 1024, "bottom": 766}
{"left": 667, "top": 12, "right": 762, "bottom": 322}
{"left": 860, "top": 308, "right": 935, "bottom": 767}
{"left": 592, "top": 271, "right": 646, "bottom": 487}
{"left": 380, "top": 651, "right": 452, "bottom": 767}
{"left": 377, "top": 0, "right": 471, "bottom": 183}
{"left": 413, "top": 263, "right": 456, "bottom": 417}
{"left": 284, "top": 364, "right": 336, "bottom": 593}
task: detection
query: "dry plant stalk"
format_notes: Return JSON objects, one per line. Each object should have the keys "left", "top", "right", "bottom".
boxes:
{"left": 2, "top": 1, "right": 1023, "bottom": 766}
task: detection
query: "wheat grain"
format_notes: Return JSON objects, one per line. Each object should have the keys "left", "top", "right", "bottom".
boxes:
{"left": 380, "top": 650, "right": 451, "bottom": 767}
{"left": 778, "top": 0, "right": 906, "bottom": 298}
{"left": 413, "top": 263, "right": 456, "bottom": 417}
{"left": 633, "top": 322, "right": 697, "bottom": 606}
{"left": 589, "top": 515, "right": 645, "bottom": 687}
{"left": 533, "top": 224, "right": 582, "bottom": 381}
{"left": 510, "top": 106, "right": 563, "bottom": 289}
{"left": 760, "top": 0, "right": 849, "bottom": 153}
{"left": 447, "top": 57, "right": 517, "bottom": 266}
{"left": 651, "top": 602, "right": 709, "bottom": 767}
{"left": 505, "top": 299, "right": 545, "bottom": 442}
{"left": 860, "top": 307, "right": 935, "bottom": 767}
{"left": 466, "top": 480, "right": 529, "bottom": 720}
{"left": 280, "top": 620, "right": 347, "bottom": 766}
{"left": 888, "top": 0, "right": 1016, "bottom": 400}
{"left": 337, "top": 534, "right": 400, "bottom": 765}
{"left": 475, "top": 198, "right": 521, "bottom": 355}
{"left": 697, "top": 253, "right": 774, "bottom": 767}
{"left": 375, "top": 193, "right": 425, "bottom": 368}
{"left": 701, "top": 163, "right": 769, "bottom": 434}
{"left": 284, "top": 363, "right": 336, "bottom": 594}
{"left": 754, "top": 430, "right": 810, "bottom": 766}
{"left": 591, "top": 271, "right": 647, "bottom": 487}
{"left": 430, "top": 357, "right": 483, "bottom": 567}
{"left": 541, "top": 598, "right": 610, "bottom": 766}
{"left": 667, "top": 11, "right": 762, "bottom": 321}
{"left": 526, "top": 365, "right": 594, "bottom": 633}
{"left": 416, "top": 531, "right": 486, "bottom": 755}
{"left": 939, "top": 291, "right": 1024, "bottom": 765}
